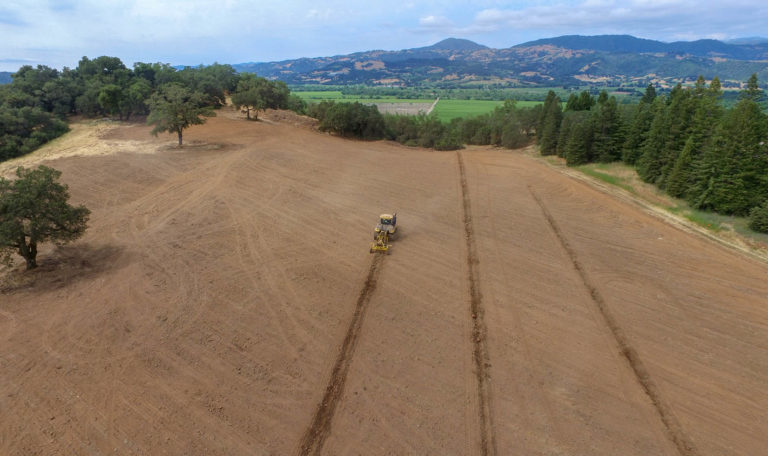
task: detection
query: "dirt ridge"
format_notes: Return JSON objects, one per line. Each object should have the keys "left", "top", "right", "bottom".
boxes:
{"left": 528, "top": 185, "right": 698, "bottom": 456}
{"left": 457, "top": 151, "right": 497, "bottom": 456}
{"left": 298, "top": 254, "right": 384, "bottom": 456}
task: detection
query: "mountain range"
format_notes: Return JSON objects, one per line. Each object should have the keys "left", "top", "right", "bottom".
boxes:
{"left": 233, "top": 35, "right": 768, "bottom": 88}
{"left": 3, "top": 35, "right": 767, "bottom": 89}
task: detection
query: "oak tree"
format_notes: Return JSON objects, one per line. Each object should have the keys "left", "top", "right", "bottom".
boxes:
{"left": 147, "top": 83, "right": 215, "bottom": 145}
{"left": 0, "top": 166, "right": 90, "bottom": 270}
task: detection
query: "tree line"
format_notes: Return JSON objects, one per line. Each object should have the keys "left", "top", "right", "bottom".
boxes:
{"left": 537, "top": 74, "right": 768, "bottom": 232}
{"left": 1, "top": 57, "right": 310, "bottom": 270}
{"left": 306, "top": 99, "right": 539, "bottom": 151}
{"left": 0, "top": 56, "right": 308, "bottom": 157}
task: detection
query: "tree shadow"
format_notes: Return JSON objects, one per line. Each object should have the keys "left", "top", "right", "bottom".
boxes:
{"left": 1, "top": 243, "right": 128, "bottom": 294}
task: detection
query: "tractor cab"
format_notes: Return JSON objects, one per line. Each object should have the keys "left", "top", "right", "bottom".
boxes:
{"left": 375, "top": 213, "right": 397, "bottom": 235}
{"left": 380, "top": 214, "right": 396, "bottom": 226}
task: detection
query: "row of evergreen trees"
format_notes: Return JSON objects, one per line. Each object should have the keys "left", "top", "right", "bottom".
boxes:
{"left": 537, "top": 75, "right": 768, "bottom": 232}
{"left": 307, "top": 99, "right": 539, "bottom": 151}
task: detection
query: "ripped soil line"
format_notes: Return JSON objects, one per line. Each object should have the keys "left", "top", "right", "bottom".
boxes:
{"left": 298, "top": 254, "right": 384, "bottom": 456}
{"left": 457, "top": 151, "right": 497, "bottom": 456}
{"left": 528, "top": 185, "right": 698, "bottom": 456}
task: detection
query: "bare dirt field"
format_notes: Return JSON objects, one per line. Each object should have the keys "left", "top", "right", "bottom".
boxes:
{"left": 1, "top": 109, "right": 767, "bottom": 456}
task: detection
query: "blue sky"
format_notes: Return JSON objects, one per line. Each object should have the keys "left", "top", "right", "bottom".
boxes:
{"left": 1, "top": 0, "right": 767, "bottom": 71}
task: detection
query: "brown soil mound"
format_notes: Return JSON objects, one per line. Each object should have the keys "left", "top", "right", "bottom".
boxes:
{"left": 2, "top": 112, "right": 767, "bottom": 455}
{"left": 261, "top": 109, "right": 319, "bottom": 130}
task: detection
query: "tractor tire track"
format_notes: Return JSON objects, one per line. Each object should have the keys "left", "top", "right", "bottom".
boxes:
{"left": 528, "top": 185, "right": 698, "bottom": 456}
{"left": 298, "top": 254, "right": 384, "bottom": 456}
{"left": 457, "top": 151, "right": 497, "bottom": 456}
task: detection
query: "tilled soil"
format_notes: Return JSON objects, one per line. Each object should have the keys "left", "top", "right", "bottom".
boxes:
{"left": 1, "top": 112, "right": 767, "bottom": 456}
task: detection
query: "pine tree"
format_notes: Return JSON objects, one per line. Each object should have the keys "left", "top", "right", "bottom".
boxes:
{"left": 538, "top": 91, "right": 562, "bottom": 155}
{"left": 622, "top": 84, "right": 656, "bottom": 164}
{"left": 743, "top": 73, "right": 763, "bottom": 102}
{"left": 680, "top": 77, "right": 724, "bottom": 199}
{"left": 592, "top": 95, "right": 623, "bottom": 162}
{"left": 578, "top": 91, "right": 596, "bottom": 111}
{"left": 689, "top": 95, "right": 766, "bottom": 214}
{"left": 657, "top": 84, "right": 694, "bottom": 188}
{"left": 665, "top": 137, "right": 695, "bottom": 198}
{"left": 565, "top": 91, "right": 595, "bottom": 111}
{"left": 641, "top": 83, "right": 657, "bottom": 104}
{"left": 565, "top": 112, "right": 593, "bottom": 166}
{"left": 597, "top": 90, "right": 609, "bottom": 105}
{"left": 565, "top": 93, "right": 579, "bottom": 112}
{"left": 556, "top": 112, "right": 577, "bottom": 158}
{"left": 636, "top": 98, "right": 668, "bottom": 183}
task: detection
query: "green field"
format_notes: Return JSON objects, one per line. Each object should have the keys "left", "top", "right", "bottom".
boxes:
{"left": 431, "top": 99, "right": 503, "bottom": 121}
{"left": 293, "top": 91, "right": 544, "bottom": 121}
{"left": 432, "top": 99, "right": 543, "bottom": 122}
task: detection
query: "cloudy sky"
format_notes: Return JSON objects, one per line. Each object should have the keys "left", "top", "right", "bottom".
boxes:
{"left": 2, "top": 0, "right": 767, "bottom": 71}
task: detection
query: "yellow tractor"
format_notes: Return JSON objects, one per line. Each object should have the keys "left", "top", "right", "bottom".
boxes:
{"left": 370, "top": 213, "right": 397, "bottom": 254}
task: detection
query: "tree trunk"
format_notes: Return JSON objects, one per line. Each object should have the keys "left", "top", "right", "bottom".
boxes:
{"left": 177, "top": 130, "right": 183, "bottom": 146}
{"left": 18, "top": 238, "right": 37, "bottom": 270}
{"left": 246, "top": 107, "right": 250, "bottom": 120}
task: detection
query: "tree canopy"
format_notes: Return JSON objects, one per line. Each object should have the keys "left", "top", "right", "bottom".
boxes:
{"left": 0, "top": 57, "right": 246, "bottom": 160}
{"left": 146, "top": 83, "right": 215, "bottom": 146}
{"left": 231, "top": 74, "right": 292, "bottom": 120}
{"left": 0, "top": 166, "right": 90, "bottom": 270}
{"left": 231, "top": 74, "right": 268, "bottom": 120}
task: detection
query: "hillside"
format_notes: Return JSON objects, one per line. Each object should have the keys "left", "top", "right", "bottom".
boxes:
{"left": 520, "top": 34, "right": 768, "bottom": 60}
{"left": 2, "top": 110, "right": 768, "bottom": 455}
{"left": 234, "top": 35, "right": 768, "bottom": 88}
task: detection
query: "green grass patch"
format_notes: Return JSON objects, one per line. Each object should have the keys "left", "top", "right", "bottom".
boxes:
{"left": 668, "top": 207, "right": 727, "bottom": 232}
{"left": 431, "top": 99, "right": 503, "bottom": 122}
{"left": 667, "top": 206, "right": 768, "bottom": 241}
{"left": 576, "top": 164, "right": 635, "bottom": 193}
{"left": 431, "top": 99, "right": 543, "bottom": 121}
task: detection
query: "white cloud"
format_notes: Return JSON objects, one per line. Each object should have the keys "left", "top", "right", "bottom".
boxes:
{"left": 419, "top": 15, "right": 454, "bottom": 28}
{"left": 455, "top": 0, "right": 764, "bottom": 40}
{"left": 2, "top": 0, "right": 768, "bottom": 71}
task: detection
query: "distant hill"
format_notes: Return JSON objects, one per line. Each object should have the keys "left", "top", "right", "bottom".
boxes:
{"left": 424, "top": 38, "right": 488, "bottom": 52}
{"left": 727, "top": 37, "right": 768, "bottom": 45}
{"left": 0, "top": 72, "right": 12, "bottom": 84}
{"left": 233, "top": 35, "right": 768, "bottom": 88}
{"left": 518, "top": 34, "right": 768, "bottom": 60}
{"left": 234, "top": 38, "right": 492, "bottom": 77}
{"left": 518, "top": 35, "right": 669, "bottom": 54}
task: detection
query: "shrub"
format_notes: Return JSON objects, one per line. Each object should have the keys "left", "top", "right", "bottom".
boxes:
{"left": 319, "top": 102, "right": 386, "bottom": 139}
{"left": 748, "top": 201, "right": 768, "bottom": 233}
